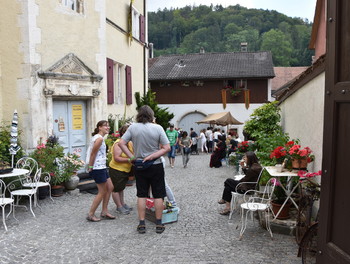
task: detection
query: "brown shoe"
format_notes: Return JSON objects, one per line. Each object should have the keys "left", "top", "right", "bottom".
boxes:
{"left": 219, "top": 209, "right": 230, "bottom": 215}
{"left": 218, "top": 199, "right": 225, "bottom": 204}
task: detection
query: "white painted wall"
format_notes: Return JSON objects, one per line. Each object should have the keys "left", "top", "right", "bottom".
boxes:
{"left": 159, "top": 103, "right": 263, "bottom": 140}
{"left": 280, "top": 72, "right": 325, "bottom": 172}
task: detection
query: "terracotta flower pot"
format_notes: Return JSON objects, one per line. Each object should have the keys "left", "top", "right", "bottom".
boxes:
{"left": 271, "top": 201, "right": 291, "bottom": 219}
{"left": 292, "top": 158, "right": 308, "bottom": 170}
{"left": 51, "top": 185, "right": 64, "bottom": 197}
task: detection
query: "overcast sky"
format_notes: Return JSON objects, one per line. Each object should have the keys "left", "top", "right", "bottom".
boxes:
{"left": 148, "top": 0, "right": 317, "bottom": 22}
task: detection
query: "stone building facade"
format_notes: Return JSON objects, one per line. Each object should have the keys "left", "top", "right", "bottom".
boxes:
{"left": 0, "top": 0, "right": 148, "bottom": 158}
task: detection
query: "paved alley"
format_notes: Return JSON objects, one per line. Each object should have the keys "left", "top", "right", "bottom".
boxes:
{"left": 0, "top": 153, "right": 301, "bottom": 264}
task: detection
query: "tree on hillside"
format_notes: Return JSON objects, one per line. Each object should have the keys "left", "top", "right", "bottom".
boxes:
{"left": 261, "top": 29, "right": 293, "bottom": 66}
{"left": 148, "top": 5, "right": 314, "bottom": 66}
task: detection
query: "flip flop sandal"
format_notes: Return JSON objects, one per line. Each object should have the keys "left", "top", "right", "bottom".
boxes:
{"left": 156, "top": 225, "right": 165, "bottom": 234}
{"left": 100, "top": 213, "right": 116, "bottom": 220}
{"left": 219, "top": 209, "right": 231, "bottom": 215}
{"left": 86, "top": 215, "right": 101, "bottom": 222}
{"left": 218, "top": 199, "right": 225, "bottom": 204}
{"left": 137, "top": 224, "right": 146, "bottom": 234}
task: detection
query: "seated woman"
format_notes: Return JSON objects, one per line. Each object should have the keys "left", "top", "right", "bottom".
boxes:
{"left": 209, "top": 135, "right": 227, "bottom": 168}
{"left": 218, "top": 151, "right": 262, "bottom": 215}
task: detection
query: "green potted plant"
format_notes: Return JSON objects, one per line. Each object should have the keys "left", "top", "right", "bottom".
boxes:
{"left": 270, "top": 178, "right": 291, "bottom": 219}
{"left": 30, "top": 136, "right": 65, "bottom": 196}
{"left": 61, "top": 153, "right": 85, "bottom": 190}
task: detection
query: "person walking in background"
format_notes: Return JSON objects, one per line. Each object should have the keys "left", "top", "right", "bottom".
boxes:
{"left": 86, "top": 120, "right": 116, "bottom": 222}
{"left": 119, "top": 105, "right": 170, "bottom": 234}
{"left": 206, "top": 127, "right": 213, "bottom": 153}
{"left": 179, "top": 131, "right": 192, "bottom": 168}
{"left": 109, "top": 124, "right": 133, "bottom": 215}
{"left": 160, "top": 156, "right": 177, "bottom": 207}
{"left": 190, "top": 128, "right": 198, "bottom": 155}
{"left": 199, "top": 129, "right": 208, "bottom": 153}
{"left": 165, "top": 123, "right": 178, "bottom": 168}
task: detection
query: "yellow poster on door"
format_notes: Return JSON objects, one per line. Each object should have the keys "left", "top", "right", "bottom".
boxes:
{"left": 72, "top": 104, "right": 83, "bottom": 130}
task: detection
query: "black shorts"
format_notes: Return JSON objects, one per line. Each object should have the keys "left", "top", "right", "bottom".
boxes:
{"left": 135, "top": 163, "right": 166, "bottom": 199}
{"left": 109, "top": 167, "right": 129, "bottom": 192}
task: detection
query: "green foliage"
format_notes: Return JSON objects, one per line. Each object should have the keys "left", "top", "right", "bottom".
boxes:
{"left": 29, "top": 136, "right": 66, "bottom": 185}
{"left": 261, "top": 29, "right": 293, "bottom": 66}
{"left": 244, "top": 101, "right": 283, "bottom": 141}
{"left": 255, "top": 131, "right": 290, "bottom": 166}
{"left": 135, "top": 90, "right": 174, "bottom": 130}
{"left": 243, "top": 102, "right": 290, "bottom": 185}
{"left": 149, "top": 5, "right": 314, "bottom": 66}
{"left": 0, "top": 122, "right": 24, "bottom": 165}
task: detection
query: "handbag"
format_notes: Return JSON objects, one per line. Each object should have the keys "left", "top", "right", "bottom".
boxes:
{"left": 133, "top": 159, "right": 155, "bottom": 170}
{"left": 184, "top": 147, "right": 191, "bottom": 154}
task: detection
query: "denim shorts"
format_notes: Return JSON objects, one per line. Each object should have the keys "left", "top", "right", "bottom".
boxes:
{"left": 89, "top": 168, "right": 109, "bottom": 184}
{"left": 167, "top": 145, "right": 176, "bottom": 158}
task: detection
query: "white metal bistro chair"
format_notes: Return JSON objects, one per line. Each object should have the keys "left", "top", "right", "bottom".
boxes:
{"left": 239, "top": 177, "right": 277, "bottom": 240}
{"left": 16, "top": 157, "right": 53, "bottom": 202}
{"left": 16, "top": 157, "right": 38, "bottom": 176}
{"left": 229, "top": 167, "right": 264, "bottom": 219}
{"left": 0, "top": 179, "right": 15, "bottom": 231}
{"left": 8, "top": 168, "right": 42, "bottom": 218}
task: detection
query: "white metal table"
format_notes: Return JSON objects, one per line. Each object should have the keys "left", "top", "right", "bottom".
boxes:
{"left": 0, "top": 168, "right": 29, "bottom": 179}
{"left": 265, "top": 166, "right": 300, "bottom": 220}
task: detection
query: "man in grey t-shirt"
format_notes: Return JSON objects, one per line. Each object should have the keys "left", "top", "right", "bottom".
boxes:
{"left": 119, "top": 105, "right": 170, "bottom": 234}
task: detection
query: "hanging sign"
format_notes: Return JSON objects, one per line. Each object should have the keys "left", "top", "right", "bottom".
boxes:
{"left": 72, "top": 104, "right": 83, "bottom": 130}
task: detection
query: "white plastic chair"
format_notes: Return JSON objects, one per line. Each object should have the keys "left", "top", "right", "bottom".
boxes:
{"left": 229, "top": 167, "right": 264, "bottom": 219}
{"left": 8, "top": 168, "right": 42, "bottom": 218}
{"left": 239, "top": 177, "right": 277, "bottom": 240}
{"left": 0, "top": 179, "right": 15, "bottom": 231}
{"left": 16, "top": 157, "right": 53, "bottom": 202}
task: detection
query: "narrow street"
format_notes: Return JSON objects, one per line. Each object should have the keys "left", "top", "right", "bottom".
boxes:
{"left": 0, "top": 153, "right": 300, "bottom": 263}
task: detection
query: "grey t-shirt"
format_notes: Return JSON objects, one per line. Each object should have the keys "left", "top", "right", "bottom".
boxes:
{"left": 122, "top": 122, "right": 170, "bottom": 164}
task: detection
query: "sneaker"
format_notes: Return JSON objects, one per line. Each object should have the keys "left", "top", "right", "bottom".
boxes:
{"left": 123, "top": 204, "right": 133, "bottom": 211}
{"left": 117, "top": 207, "right": 130, "bottom": 215}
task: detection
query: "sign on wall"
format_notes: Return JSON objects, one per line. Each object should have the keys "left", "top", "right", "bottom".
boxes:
{"left": 72, "top": 104, "right": 83, "bottom": 130}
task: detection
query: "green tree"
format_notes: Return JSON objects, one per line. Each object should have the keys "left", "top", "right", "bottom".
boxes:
{"left": 135, "top": 90, "right": 174, "bottom": 130}
{"left": 261, "top": 29, "right": 293, "bottom": 66}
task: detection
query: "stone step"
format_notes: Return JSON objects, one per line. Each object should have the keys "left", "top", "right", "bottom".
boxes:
{"left": 77, "top": 178, "right": 97, "bottom": 194}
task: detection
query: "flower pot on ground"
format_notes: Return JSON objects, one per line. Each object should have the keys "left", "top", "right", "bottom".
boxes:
{"left": 271, "top": 201, "right": 291, "bottom": 219}
{"left": 64, "top": 173, "right": 80, "bottom": 190}
{"left": 51, "top": 185, "right": 64, "bottom": 197}
{"left": 38, "top": 185, "right": 50, "bottom": 199}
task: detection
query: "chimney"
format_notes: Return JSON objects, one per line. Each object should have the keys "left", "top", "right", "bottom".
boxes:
{"left": 200, "top": 47, "right": 205, "bottom": 53}
{"left": 149, "top": 43, "right": 154, "bottom": 58}
{"left": 240, "top": 42, "right": 248, "bottom": 52}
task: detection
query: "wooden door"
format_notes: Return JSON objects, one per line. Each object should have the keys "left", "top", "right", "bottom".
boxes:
{"left": 318, "top": 0, "right": 350, "bottom": 263}
{"left": 53, "top": 100, "right": 87, "bottom": 171}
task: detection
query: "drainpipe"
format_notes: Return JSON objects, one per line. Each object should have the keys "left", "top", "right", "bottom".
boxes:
{"left": 143, "top": 0, "right": 147, "bottom": 95}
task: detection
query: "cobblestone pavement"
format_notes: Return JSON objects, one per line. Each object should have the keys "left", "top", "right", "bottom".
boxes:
{"left": 0, "top": 153, "right": 301, "bottom": 264}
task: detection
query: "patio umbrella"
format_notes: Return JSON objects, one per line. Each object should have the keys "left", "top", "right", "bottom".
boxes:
{"left": 9, "top": 109, "right": 21, "bottom": 167}
{"left": 196, "top": 111, "right": 243, "bottom": 126}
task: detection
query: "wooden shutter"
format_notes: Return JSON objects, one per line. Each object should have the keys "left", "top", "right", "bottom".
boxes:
{"left": 139, "top": 14, "right": 145, "bottom": 43}
{"left": 318, "top": 0, "right": 350, "bottom": 263}
{"left": 106, "top": 58, "right": 114, "bottom": 104}
{"left": 126, "top": 66, "right": 132, "bottom": 105}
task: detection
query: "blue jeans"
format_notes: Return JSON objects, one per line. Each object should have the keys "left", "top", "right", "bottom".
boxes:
{"left": 167, "top": 145, "right": 176, "bottom": 158}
